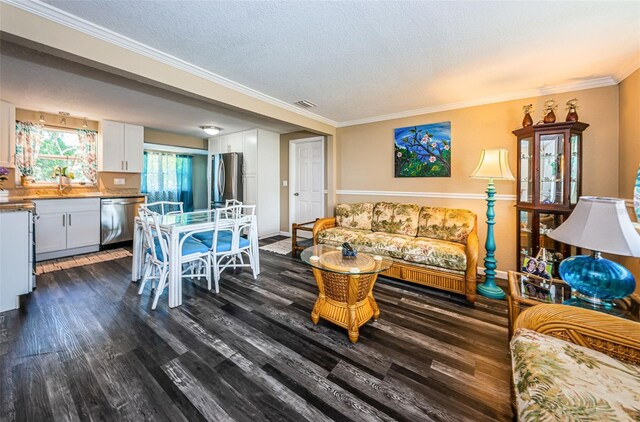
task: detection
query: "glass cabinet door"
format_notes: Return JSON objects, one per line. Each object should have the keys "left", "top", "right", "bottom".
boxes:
{"left": 518, "top": 210, "right": 533, "bottom": 269}
{"left": 519, "top": 137, "right": 533, "bottom": 203}
{"left": 539, "top": 134, "right": 565, "bottom": 205}
{"left": 570, "top": 134, "right": 580, "bottom": 205}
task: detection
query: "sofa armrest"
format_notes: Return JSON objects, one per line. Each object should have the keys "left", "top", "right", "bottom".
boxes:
{"left": 313, "top": 217, "right": 336, "bottom": 245}
{"left": 464, "top": 215, "right": 479, "bottom": 302}
{"left": 514, "top": 303, "right": 640, "bottom": 365}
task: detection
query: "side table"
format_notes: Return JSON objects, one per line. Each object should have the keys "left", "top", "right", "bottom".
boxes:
{"left": 507, "top": 271, "right": 639, "bottom": 338}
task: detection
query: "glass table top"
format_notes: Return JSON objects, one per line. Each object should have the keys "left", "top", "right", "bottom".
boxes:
{"left": 300, "top": 245, "right": 393, "bottom": 275}
{"left": 156, "top": 210, "right": 218, "bottom": 227}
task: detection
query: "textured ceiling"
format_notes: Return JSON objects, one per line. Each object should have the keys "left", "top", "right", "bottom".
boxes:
{"left": 38, "top": 0, "right": 640, "bottom": 124}
{"left": 0, "top": 41, "right": 302, "bottom": 137}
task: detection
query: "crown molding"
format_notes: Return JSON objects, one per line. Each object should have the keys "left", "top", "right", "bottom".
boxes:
{"left": 616, "top": 59, "right": 640, "bottom": 83}
{"left": 336, "top": 189, "right": 517, "bottom": 201}
{"left": 3, "top": 1, "right": 631, "bottom": 131}
{"left": 337, "top": 76, "right": 618, "bottom": 127}
{"left": 2, "top": 0, "right": 339, "bottom": 128}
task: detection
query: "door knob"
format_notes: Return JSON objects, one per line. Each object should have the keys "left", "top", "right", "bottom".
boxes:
{"left": 293, "top": 193, "right": 299, "bottom": 196}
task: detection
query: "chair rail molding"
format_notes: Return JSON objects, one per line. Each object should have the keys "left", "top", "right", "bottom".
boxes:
{"left": 336, "top": 189, "right": 517, "bottom": 201}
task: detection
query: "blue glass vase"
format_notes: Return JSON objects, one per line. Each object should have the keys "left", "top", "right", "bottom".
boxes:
{"left": 559, "top": 252, "right": 636, "bottom": 306}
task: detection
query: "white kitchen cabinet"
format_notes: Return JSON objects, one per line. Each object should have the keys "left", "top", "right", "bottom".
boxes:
{"left": 98, "top": 121, "right": 144, "bottom": 173}
{"left": 242, "top": 130, "right": 258, "bottom": 175}
{"left": 34, "top": 198, "right": 100, "bottom": 261}
{"left": 207, "top": 129, "right": 280, "bottom": 238}
{"left": 123, "top": 124, "right": 144, "bottom": 172}
{"left": 209, "top": 132, "right": 243, "bottom": 154}
{"left": 0, "top": 100, "right": 16, "bottom": 167}
{"left": 36, "top": 212, "right": 67, "bottom": 253}
{"left": 66, "top": 210, "right": 101, "bottom": 249}
{"left": 0, "top": 210, "right": 32, "bottom": 313}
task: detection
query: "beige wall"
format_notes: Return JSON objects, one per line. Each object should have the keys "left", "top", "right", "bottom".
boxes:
{"left": 16, "top": 109, "right": 99, "bottom": 131}
{"left": 279, "top": 130, "right": 319, "bottom": 232}
{"left": 618, "top": 68, "right": 640, "bottom": 291}
{"left": 144, "top": 128, "right": 207, "bottom": 150}
{"left": 98, "top": 172, "right": 141, "bottom": 190}
{"left": 336, "top": 85, "right": 620, "bottom": 273}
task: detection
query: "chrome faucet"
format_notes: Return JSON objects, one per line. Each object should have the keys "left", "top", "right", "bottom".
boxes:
{"left": 52, "top": 166, "right": 71, "bottom": 194}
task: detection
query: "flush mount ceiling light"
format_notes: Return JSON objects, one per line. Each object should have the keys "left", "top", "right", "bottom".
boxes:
{"left": 38, "top": 112, "right": 46, "bottom": 123}
{"left": 201, "top": 126, "right": 221, "bottom": 136}
{"left": 59, "top": 112, "right": 70, "bottom": 125}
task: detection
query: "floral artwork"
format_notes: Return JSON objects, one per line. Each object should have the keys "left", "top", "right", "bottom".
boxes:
{"left": 394, "top": 122, "right": 451, "bottom": 177}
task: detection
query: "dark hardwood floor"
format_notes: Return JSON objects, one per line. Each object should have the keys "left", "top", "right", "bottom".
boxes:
{"left": 0, "top": 237, "right": 513, "bottom": 421}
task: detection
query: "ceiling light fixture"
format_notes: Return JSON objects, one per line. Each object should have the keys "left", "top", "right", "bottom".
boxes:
{"left": 201, "top": 126, "right": 221, "bottom": 136}
{"left": 38, "top": 112, "right": 46, "bottom": 123}
{"left": 59, "top": 112, "right": 70, "bottom": 125}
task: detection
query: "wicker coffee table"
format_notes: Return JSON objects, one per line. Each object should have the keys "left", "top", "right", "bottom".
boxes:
{"left": 301, "top": 245, "right": 393, "bottom": 343}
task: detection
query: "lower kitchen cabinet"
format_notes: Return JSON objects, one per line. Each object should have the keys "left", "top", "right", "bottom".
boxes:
{"left": 34, "top": 198, "right": 101, "bottom": 261}
{"left": 0, "top": 210, "right": 32, "bottom": 313}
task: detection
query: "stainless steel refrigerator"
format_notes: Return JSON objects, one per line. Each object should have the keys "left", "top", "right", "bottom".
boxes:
{"left": 211, "top": 152, "right": 243, "bottom": 206}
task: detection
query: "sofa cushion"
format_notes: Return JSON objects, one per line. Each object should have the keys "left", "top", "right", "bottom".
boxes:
{"left": 316, "top": 227, "right": 370, "bottom": 246}
{"left": 335, "top": 203, "right": 373, "bottom": 230}
{"left": 401, "top": 237, "right": 467, "bottom": 271}
{"left": 371, "top": 202, "right": 421, "bottom": 236}
{"left": 417, "top": 207, "right": 475, "bottom": 244}
{"left": 357, "top": 232, "right": 413, "bottom": 258}
{"left": 511, "top": 328, "right": 640, "bottom": 421}
{"left": 317, "top": 228, "right": 412, "bottom": 259}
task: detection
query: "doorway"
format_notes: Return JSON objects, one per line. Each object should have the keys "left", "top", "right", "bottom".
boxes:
{"left": 289, "top": 136, "right": 325, "bottom": 237}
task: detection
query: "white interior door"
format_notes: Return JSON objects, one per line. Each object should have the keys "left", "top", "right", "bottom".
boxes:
{"left": 290, "top": 137, "right": 324, "bottom": 238}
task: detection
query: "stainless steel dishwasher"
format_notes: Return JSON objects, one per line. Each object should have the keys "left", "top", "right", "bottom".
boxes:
{"left": 100, "top": 197, "right": 145, "bottom": 245}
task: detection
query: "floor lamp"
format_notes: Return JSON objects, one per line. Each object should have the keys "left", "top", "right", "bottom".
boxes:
{"left": 470, "top": 149, "right": 515, "bottom": 299}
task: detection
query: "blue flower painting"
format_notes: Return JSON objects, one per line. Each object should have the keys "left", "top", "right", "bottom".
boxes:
{"left": 394, "top": 122, "right": 451, "bottom": 177}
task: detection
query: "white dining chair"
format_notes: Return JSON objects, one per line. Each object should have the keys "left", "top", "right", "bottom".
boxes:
{"left": 142, "top": 201, "right": 184, "bottom": 216}
{"left": 137, "top": 208, "right": 211, "bottom": 309}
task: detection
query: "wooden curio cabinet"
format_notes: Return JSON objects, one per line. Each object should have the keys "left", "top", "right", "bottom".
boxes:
{"left": 513, "top": 121, "right": 589, "bottom": 274}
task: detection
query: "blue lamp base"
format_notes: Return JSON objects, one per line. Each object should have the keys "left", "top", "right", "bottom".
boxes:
{"left": 477, "top": 281, "right": 506, "bottom": 299}
{"left": 559, "top": 251, "right": 636, "bottom": 306}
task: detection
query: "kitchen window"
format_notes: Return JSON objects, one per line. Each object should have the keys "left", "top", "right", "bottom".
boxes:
{"left": 15, "top": 121, "right": 97, "bottom": 184}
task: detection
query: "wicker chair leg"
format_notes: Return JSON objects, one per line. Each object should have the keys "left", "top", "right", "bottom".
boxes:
{"left": 368, "top": 294, "right": 380, "bottom": 321}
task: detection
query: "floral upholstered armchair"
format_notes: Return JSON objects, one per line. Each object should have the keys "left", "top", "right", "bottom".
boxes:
{"left": 511, "top": 304, "right": 640, "bottom": 421}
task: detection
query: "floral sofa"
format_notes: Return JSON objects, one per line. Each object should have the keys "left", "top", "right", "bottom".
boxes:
{"left": 312, "top": 202, "right": 479, "bottom": 303}
{"left": 511, "top": 304, "right": 640, "bottom": 421}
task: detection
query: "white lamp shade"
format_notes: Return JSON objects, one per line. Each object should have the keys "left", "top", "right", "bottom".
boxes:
{"left": 548, "top": 196, "right": 640, "bottom": 257}
{"left": 470, "top": 149, "right": 515, "bottom": 180}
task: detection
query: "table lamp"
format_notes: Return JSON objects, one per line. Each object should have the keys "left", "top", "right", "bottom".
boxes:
{"left": 548, "top": 196, "right": 640, "bottom": 306}
{"left": 470, "top": 149, "right": 515, "bottom": 299}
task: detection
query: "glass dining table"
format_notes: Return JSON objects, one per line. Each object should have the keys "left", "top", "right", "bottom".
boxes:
{"left": 131, "top": 209, "right": 260, "bottom": 308}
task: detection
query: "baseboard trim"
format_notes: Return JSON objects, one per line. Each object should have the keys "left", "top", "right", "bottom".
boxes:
{"left": 36, "top": 245, "right": 100, "bottom": 262}
{"left": 279, "top": 231, "right": 291, "bottom": 237}
{"left": 336, "top": 189, "right": 516, "bottom": 201}
{"left": 477, "top": 267, "right": 508, "bottom": 280}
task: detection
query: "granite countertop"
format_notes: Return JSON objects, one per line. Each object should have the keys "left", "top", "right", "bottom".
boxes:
{"left": 7, "top": 192, "right": 146, "bottom": 200}
{"left": 0, "top": 199, "right": 36, "bottom": 212}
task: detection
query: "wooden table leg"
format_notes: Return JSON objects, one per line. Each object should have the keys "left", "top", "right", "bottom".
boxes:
{"left": 347, "top": 274, "right": 359, "bottom": 343}
{"left": 311, "top": 267, "right": 325, "bottom": 324}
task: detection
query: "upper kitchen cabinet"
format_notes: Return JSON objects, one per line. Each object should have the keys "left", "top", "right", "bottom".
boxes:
{"left": 98, "top": 120, "right": 144, "bottom": 173}
{"left": 0, "top": 101, "right": 16, "bottom": 167}
{"left": 208, "top": 132, "right": 243, "bottom": 155}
